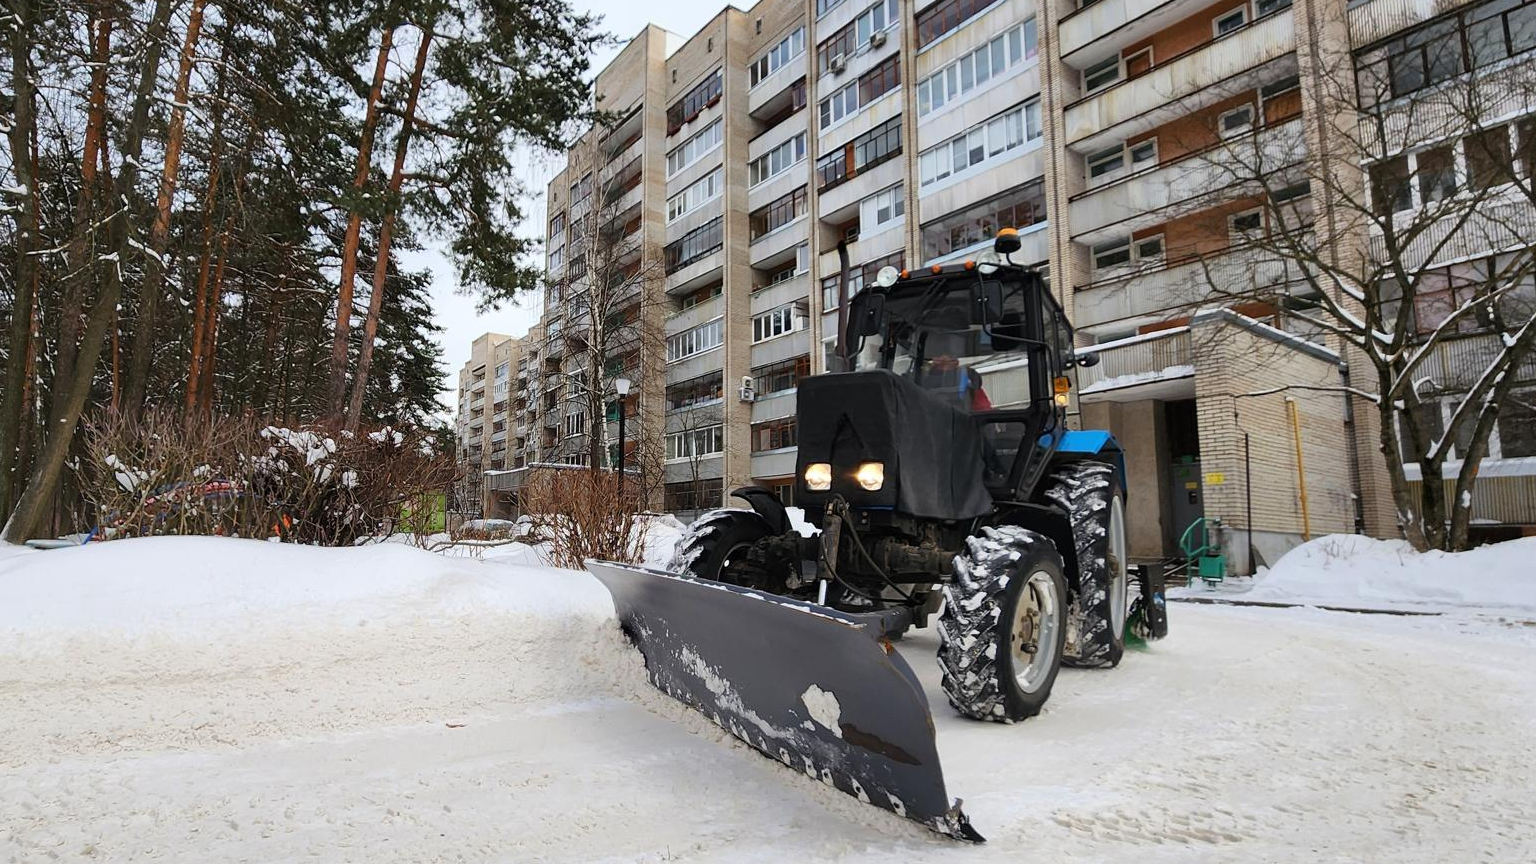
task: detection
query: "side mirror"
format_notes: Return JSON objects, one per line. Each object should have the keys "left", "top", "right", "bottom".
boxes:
{"left": 1077, "top": 351, "right": 1100, "bottom": 368}
{"left": 972, "top": 280, "right": 1005, "bottom": 325}
{"left": 854, "top": 294, "right": 885, "bottom": 336}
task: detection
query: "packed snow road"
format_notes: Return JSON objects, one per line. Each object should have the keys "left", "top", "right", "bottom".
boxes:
{"left": 3, "top": 537, "right": 1535, "bottom": 862}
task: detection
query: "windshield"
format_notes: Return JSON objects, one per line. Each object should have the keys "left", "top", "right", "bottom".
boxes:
{"left": 850, "top": 276, "right": 1047, "bottom": 413}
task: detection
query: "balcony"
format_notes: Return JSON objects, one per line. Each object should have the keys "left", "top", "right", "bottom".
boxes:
{"left": 1410, "top": 332, "right": 1536, "bottom": 393}
{"left": 751, "top": 447, "right": 799, "bottom": 480}
{"left": 818, "top": 154, "right": 904, "bottom": 221}
{"left": 1075, "top": 327, "right": 1195, "bottom": 402}
{"left": 749, "top": 53, "right": 807, "bottom": 118}
{"left": 1058, "top": 0, "right": 1194, "bottom": 68}
{"left": 1068, "top": 117, "right": 1306, "bottom": 241}
{"left": 750, "top": 327, "right": 812, "bottom": 369}
{"left": 1073, "top": 243, "right": 1307, "bottom": 329}
{"left": 1062, "top": 10, "right": 1296, "bottom": 151}
{"left": 664, "top": 294, "right": 723, "bottom": 337}
{"left": 750, "top": 216, "right": 810, "bottom": 267}
{"left": 752, "top": 272, "right": 811, "bottom": 316}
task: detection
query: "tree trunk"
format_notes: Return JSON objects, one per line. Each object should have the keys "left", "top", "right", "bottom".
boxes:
{"left": 326, "top": 27, "right": 396, "bottom": 420}
{"left": 198, "top": 226, "right": 232, "bottom": 418}
{"left": 184, "top": 175, "right": 221, "bottom": 414}
{"left": 123, "top": 0, "right": 207, "bottom": 417}
{"left": 0, "top": 0, "right": 41, "bottom": 519}
{"left": 55, "top": 12, "right": 113, "bottom": 391}
{"left": 1, "top": 274, "right": 124, "bottom": 543}
{"left": 345, "top": 28, "right": 430, "bottom": 432}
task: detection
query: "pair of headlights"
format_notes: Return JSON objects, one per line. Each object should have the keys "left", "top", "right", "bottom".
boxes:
{"left": 804, "top": 461, "right": 884, "bottom": 491}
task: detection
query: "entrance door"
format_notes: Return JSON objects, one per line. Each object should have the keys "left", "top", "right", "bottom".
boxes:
{"left": 1168, "top": 457, "right": 1204, "bottom": 545}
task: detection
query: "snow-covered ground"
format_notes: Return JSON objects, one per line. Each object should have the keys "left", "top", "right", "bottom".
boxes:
{"left": 4, "top": 536, "right": 1535, "bottom": 862}
{"left": 1174, "top": 533, "right": 1536, "bottom": 616}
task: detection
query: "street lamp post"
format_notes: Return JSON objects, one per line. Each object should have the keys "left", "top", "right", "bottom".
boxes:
{"left": 615, "top": 377, "right": 631, "bottom": 488}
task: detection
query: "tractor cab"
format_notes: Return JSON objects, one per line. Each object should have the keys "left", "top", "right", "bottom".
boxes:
{"left": 836, "top": 237, "right": 1091, "bottom": 503}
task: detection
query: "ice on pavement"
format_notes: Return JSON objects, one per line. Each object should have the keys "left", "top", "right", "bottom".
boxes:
{"left": 3, "top": 534, "right": 1536, "bottom": 862}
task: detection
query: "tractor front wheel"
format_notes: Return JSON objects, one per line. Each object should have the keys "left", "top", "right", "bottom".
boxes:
{"left": 668, "top": 509, "right": 795, "bottom": 593}
{"left": 937, "top": 526, "right": 1068, "bottom": 722}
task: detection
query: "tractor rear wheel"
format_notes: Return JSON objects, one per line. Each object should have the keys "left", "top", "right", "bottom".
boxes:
{"left": 937, "top": 526, "right": 1068, "bottom": 722}
{"left": 1044, "top": 460, "right": 1129, "bottom": 669}
{"left": 668, "top": 509, "right": 795, "bottom": 593}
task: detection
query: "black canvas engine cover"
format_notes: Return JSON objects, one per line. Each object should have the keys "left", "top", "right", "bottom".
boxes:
{"left": 795, "top": 370, "right": 992, "bottom": 522}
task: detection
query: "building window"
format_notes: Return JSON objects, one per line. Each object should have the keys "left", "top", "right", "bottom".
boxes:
{"left": 752, "top": 418, "right": 798, "bottom": 452}
{"left": 667, "top": 167, "right": 724, "bottom": 222}
{"left": 861, "top": 183, "right": 905, "bottom": 231}
{"left": 1466, "top": 123, "right": 1516, "bottom": 191}
{"left": 749, "top": 133, "right": 807, "bottom": 186}
{"left": 564, "top": 412, "right": 585, "bottom": 437}
{"left": 1218, "top": 105, "right": 1254, "bottom": 137}
{"left": 667, "top": 425, "right": 724, "bottom": 460}
{"left": 917, "top": 19, "right": 1036, "bottom": 115}
{"left": 571, "top": 174, "right": 592, "bottom": 208}
{"left": 750, "top": 186, "right": 809, "bottom": 240}
{"left": 666, "top": 118, "right": 723, "bottom": 177}
{"left": 817, "top": 116, "right": 902, "bottom": 191}
{"left": 920, "top": 179, "right": 1046, "bottom": 260}
{"left": 1083, "top": 55, "right": 1120, "bottom": 93}
{"left": 1123, "top": 46, "right": 1153, "bottom": 77}
{"left": 818, "top": 56, "right": 899, "bottom": 130}
{"left": 753, "top": 355, "right": 812, "bottom": 395}
{"left": 816, "top": 0, "right": 898, "bottom": 75}
{"left": 1416, "top": 144, "right": 1457, "bottom": 203}
{"left": 666, "top": 317, "right": 724, "bottom": 361}
{"left": 1370, "top": 156, "right": 1413, "bottom": 216}
{"left": 548, "top": 245, "right": 564, "bottom": 271}
{"left": 753, "top": 304, "right": 805, "bottom": 342}
{"left": 1354, "top": 0, "right": 1536, "bottom": 106}
{"left": 549, "top": 212, "right": 565, "bottom": 239}
{"left": 665, "top": 478, "right": 723, "bottom": 512}
{"left": 751, "top": 27, "right": 805, "bottom": 87}
{"left": 666, "top": 372, "right": 723, "bottom": 411}
{"left": 664, "top": 217, "right": 724, "bottom": 273}
{"left": 1229, "top": 208, "right": 1263, "bottom": 240}
{"left": 917, "top": 0, "right": 1005, "bottom": 48}
{"left": 1213, "top": 6, "right": 1247, "bottom": 36}
{"left": 1497, "top": 390, "right": 1536, "bottom": 456}
{"left": 918, "top": 99, "right": 1041, "bottom": 188}
{"left": 666, "top": 69, "right": 723, "bottom": 135}
{"left": 1091, "top": 234, "right": 1164, "bottom": 270}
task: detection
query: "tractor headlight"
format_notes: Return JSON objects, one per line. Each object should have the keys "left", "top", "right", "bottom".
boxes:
{"left": 804, "top": 462, "right": 832, "bottom": 491}
{"left": 854, "top": 462, "right": 885, "bottom": 491}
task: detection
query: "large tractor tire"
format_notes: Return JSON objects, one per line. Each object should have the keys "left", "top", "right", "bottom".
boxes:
{"left": 937, "top": 526, "right": 1068, "bottom": 722}
{"left": 668, "top": 508, "right": 793, "bottom": 592}
{"left": 1043, "top": 460, "right": 1129, "bottom": 669}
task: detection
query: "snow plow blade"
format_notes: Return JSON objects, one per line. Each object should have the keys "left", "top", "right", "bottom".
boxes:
{"left": 585, "top": 560, "right": 982, "bottom": 841}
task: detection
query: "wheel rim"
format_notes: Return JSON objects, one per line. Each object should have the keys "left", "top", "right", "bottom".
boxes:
{"left": 719, "top": 541, "right": 756, "bottom": 579}
{"left": 1012, "top": 569, "right": 1062, "bottom": 693}
{"left": 1108, "top": 495, "right": 1129, "bottom": 640}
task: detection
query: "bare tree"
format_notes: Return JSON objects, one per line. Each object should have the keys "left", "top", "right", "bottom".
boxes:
{"left": 1160, "top": 38, "right": 1536, "bottom": 551}
{"left": 553, "top": 120, "right": 667, "bottom": 481}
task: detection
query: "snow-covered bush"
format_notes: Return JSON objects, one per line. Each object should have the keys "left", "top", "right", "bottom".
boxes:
{"left": 78, "top": 411, "right": 456, "bottom": 546}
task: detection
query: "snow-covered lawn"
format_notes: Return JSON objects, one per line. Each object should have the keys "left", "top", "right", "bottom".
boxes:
{"left": 4, "top": 536, "right": 1535, "bottom": 862}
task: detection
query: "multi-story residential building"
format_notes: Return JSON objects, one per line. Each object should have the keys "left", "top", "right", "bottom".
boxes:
{"left": 479, "top": 0, "right": 1535, "bottom": 565}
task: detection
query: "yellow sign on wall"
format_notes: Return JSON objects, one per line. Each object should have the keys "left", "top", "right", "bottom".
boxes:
{"left": 1205, "top": 472, "right": 1227, "bottom": 486}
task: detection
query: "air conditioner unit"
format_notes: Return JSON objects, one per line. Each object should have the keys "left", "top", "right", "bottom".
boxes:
{"left": 739, "top": 376, "right": 757, "bottom": 403}
{"left": 830, "top": 55, "right": 847, "bottom": 74}
{"left": 869, "top": 30, "right": 887, "bottom": 48}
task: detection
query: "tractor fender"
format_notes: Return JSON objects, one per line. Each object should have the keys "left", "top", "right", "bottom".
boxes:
{"left": 729, "top": 486, "right": 793, "bottom": 536}
{"left": 1051, "top": 430, "right": 1127, "bottom": 496}
{"left": 987, "top": 502, "right": 1081, "bottom": 595}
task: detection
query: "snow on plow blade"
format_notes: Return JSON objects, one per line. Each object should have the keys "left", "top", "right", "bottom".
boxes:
{"left": 585, "top": 560, "right": 982, "bottom": 842}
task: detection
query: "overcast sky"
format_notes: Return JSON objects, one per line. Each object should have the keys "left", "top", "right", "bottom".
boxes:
{"left": 410, "top": 0, "right": 759, "bottom": 415}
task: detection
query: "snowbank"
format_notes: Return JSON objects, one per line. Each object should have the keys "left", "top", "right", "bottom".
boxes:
{"left": 0, "top": 535, "right": 612, "bottom": 641}
{"left": 1240, "top": 533, "right": 1536, "bottom": 615}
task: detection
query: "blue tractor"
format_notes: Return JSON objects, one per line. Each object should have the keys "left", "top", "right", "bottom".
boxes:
{"left": 586, "top": 229, "right": 1167, "bottom": 841}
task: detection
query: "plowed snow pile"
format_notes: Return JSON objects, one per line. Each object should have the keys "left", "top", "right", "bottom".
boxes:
{"left": 1232, "top": 534, "right": 1536, "bottom": 615}
{"left": 4, "top": 535, "right": 1536, "bottom": 862}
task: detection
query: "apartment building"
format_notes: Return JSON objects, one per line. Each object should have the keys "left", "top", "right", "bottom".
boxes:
{"left": 475, "top": 0, "right": 1536, "bottom": 564}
